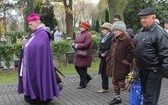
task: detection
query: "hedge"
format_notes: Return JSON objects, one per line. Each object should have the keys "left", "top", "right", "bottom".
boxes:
{"left": 0, "top": 38, "right": 100, "bottom": 69}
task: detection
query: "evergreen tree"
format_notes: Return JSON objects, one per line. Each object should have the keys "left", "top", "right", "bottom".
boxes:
{"left": 105, "top": 9, "right": 109, "bottom": 22}
{"left": 124, "top": 0, "right": 168, "bottom": 32}
{"left": 123, "top": 0, "right": 149, "bottom": 32}
{"left": 95, "top": 20, "right": 100, "bottom": 33}
{"left": 34, "top": 0, "right": 57, "bottom": 30}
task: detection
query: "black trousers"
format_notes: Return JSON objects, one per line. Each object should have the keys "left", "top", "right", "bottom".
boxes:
{"left": 99, "top": 59, "right": 109, "bottom": 90}
{"left": 139, "top": 68, "right": 162, "bottom": 105}
{"left": 75, "top": 66, "right": 92, "bottom": 87}
{"left": 100, "top": 65, "right": 109, "bottom": 90}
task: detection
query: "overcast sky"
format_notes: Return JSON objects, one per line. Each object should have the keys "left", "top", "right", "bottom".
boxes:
{"left": 91, "top": 0, "right": 99, "bottom": 4}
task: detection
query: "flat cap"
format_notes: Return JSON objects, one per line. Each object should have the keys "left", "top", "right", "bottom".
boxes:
{"left": 138, "top": 7, "right": 155, "bottom": 16}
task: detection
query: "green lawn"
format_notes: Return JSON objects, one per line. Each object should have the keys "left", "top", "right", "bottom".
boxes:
{"left": 0, "top": 58, "right": 100, "bottom": 84}
{"left": 0, "top": 70, "right": 18, "bottom": 84}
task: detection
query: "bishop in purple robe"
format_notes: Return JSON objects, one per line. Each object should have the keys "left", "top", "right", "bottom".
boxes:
{"left": 17, "top": 13, "right": 59, "bottom": 104}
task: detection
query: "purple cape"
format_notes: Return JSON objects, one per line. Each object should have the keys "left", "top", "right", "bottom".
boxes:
{"left": 17, "top": 27, "right": 59, "bottom": 100}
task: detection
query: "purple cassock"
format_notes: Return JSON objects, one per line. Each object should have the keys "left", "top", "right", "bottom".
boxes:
{"left": 17, "top": 27, "right": 59, "bottom": 101}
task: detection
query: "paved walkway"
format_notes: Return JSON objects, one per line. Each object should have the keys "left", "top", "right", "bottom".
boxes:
{"left": 0, "top": 73, "right": 168, "bottom": 105}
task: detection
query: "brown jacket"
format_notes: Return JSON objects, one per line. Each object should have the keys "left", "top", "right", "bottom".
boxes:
{"left": 106, "top": 33, "right": 135, "bottom": 80}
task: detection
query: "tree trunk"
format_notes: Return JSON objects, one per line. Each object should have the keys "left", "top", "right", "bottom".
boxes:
{"left": 25, "top": 0, "right": 34, "bottom": 31}
{"left": 108, "top": 0, "right": 127, "bottom": 22}
{"left": 63, "top": 0, "right": 73, "bottom": 38}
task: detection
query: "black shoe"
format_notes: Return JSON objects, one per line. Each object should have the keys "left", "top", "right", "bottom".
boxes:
{"left": 109, "top": 97, "right": 122, "bottom": 105}
{"left": 58, "top": 83, "right": 63, "bottom": 91}
{"left": 77, "top": 86, "right": 86, "bottom": 89}
{"left": 87, "top": 77, "right": 92, "bottom": 84}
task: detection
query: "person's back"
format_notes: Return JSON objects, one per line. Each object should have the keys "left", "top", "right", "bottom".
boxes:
{"left": 54, "top": 29, "right": 62, "bottom": 42}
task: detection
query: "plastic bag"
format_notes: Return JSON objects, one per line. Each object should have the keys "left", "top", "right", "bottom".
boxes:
{"left": 130, "top": 81, "right": 143, "bottom": 105}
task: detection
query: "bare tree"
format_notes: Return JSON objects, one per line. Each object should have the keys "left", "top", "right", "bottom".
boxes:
{"left": 107, "top": 0, "right": 114, "bottom": 22}
{"left": 53, "top": 2, "right": 65, "bottom": 31}
{"left": 73, "top": 0, "right": 95, "bottom": 27}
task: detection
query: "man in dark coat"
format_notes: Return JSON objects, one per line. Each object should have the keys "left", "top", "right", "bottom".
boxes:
{"left": 97, "top": 22, "right": 113, "bottom": 93}
{"left": 135, "top": 7, "right": 168, "bottom": 105}
{"left": 72, "top": 21, "right": 92, "bottom": 89}
{"left": 17, "top": 13, "right": 59, "bottom": 104}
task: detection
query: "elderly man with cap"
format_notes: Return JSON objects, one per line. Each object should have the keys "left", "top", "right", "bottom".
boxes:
{"left": 72, "top": 21, "right": 92, "bottom": 89}
{"left": 17, "top": 13, "right": 59, "bottom": 104}
{"left": 97, "top": 22, "right": 113, "bottom": 93}
{"left": 106, "top": 21, "right": 135, "bottom": 105}
{"left": 134, "top": 7, "right": 168, "bottom": 105}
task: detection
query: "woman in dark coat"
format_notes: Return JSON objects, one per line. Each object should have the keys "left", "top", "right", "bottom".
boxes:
{"left": 72, "top": 21, "right": 92, "bottom": 89}
{"left": 97, "top": 22, "right": 113, "bottom": 93}
{"left": 106, "top": 21, "right": 135, "bottom": 105}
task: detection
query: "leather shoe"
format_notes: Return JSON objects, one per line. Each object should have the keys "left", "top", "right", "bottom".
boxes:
{"left": 109, "top": 97, "right": 122, "bottom": 105}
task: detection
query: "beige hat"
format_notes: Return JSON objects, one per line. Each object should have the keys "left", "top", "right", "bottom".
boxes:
{"left": 101, "top": 22, "right": 112, "bottom": 31}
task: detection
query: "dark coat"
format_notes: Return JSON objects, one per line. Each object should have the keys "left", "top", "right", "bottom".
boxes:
{"left": 98, "top": 32, "right": 113, "bottom": 74}
{"left": 73, "top": 30, "right": 92, "bottom": 67}
{"left": 106, "top": 33, "right": 135, "bottom": 80}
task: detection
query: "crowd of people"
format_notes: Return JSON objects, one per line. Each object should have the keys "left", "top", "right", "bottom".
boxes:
{"left": 17, "top": 7, "right": 168, "bottom": 105}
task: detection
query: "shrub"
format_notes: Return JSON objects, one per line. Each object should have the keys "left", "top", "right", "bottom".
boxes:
{"left": 52, "top": 40, "right": 72, "bottom": 61}
{"left": 0, "top": 44, "right": 15, "bottom": 68}
{"left": 0, "top": 38, "right": 99, "bottom": 68}
{"left": 92, "top": 37, "right": 100, "bottom": 55}
{"left": 4, "top": 31, "right": 29, "bottom": 44}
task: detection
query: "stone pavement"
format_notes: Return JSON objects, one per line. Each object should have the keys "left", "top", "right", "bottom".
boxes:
{"left": 0, "top": 73, "right": 168, "bottom": 105}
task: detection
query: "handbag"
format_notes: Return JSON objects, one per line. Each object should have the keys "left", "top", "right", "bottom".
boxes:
{"left": 76, "top": 50, "right": 88, "bottom": 57}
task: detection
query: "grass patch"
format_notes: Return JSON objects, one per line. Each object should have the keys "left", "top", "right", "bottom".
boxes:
{"left": 0, "top": 58, "right": 100, "bottom": 84}
{"left": 57, "top": 58, "right": 100, "bottom": 75}
{"left": 0, "top": 69, "right": 18, "bottom": 84}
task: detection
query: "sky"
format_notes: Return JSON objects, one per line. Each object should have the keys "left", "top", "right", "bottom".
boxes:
{"left": 91, "top": 0, "right": 99, "bottom": 4}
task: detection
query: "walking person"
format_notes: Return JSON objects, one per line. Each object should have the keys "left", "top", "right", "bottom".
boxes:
{"left": 135, "top": 7, "right": 168, "bottom": 105}
{"left": 97, "top": 22, "right": 113, "bottom": 93}
{"left": 106, "top": 21, "right": 135, "bottom": 105}
{"left": 72, "top": 21, "right": 92, "bottom": 89}
{"left": 17, "top": 13, "right": 59, "bottom": 104}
